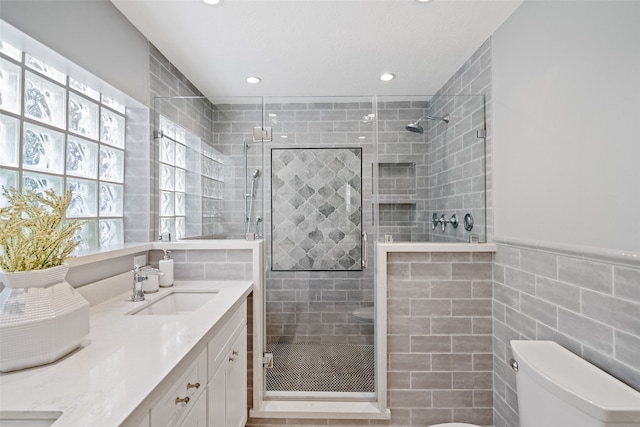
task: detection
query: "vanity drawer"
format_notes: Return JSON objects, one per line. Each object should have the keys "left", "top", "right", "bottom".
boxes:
{"left": 208, "top": 301, "right": 246, "bottom": 382}
{"left": 150, "top": 348, "right": 207, "bottom": 427}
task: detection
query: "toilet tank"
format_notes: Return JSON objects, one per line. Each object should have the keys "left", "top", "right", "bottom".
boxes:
{"left": 511, "top": 340, "right": 640, "bottom": 427}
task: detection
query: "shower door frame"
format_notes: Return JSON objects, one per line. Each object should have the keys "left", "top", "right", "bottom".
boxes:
{"left": 250, "top": 96, "right": 389, "bottom": 419}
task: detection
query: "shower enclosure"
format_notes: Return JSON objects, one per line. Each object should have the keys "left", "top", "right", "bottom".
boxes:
{"left": 152, "top": 94, "right": 486, "bottom": 416}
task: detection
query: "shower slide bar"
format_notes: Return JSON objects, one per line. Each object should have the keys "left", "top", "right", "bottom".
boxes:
{"left": 362, "top": 232, "right": 368, "bottom": 268}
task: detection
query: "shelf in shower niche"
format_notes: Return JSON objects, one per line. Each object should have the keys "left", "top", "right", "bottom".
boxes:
{"left": 378, "top": 162, "right": 416, "bottom": 195}
{"left": 377, "top": 196, "right": 420, "bottom": 203}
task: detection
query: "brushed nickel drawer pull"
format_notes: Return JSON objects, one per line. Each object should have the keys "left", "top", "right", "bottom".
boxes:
{"left": 175, "top": 396, "right": 190, "bottom": 405}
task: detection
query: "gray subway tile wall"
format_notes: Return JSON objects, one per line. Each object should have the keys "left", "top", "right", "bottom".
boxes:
{"left": 148, "top": 249, "right": 253, "bottom": 281}
{"left": 386, "top": 251, "right": 494, "bottom": 426}
{"left": 492, "top": 241, "right": 640, "bottom": 427}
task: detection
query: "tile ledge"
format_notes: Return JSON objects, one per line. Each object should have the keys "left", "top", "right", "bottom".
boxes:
{"left": 378, "top": 242, "right": 496, "bottom": 253}
{"left": 67, "top": 240, "right": 263, "bottom": 267}
{"left": 493, "top": 236, "right": 640, "bottom": 267}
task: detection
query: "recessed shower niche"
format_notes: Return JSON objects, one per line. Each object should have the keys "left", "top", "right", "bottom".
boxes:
{"left": 378, "top": 162, "right": 417, "bottom": 241}
{"left": 378, "top": 163, "right": 416, "bottom": 241}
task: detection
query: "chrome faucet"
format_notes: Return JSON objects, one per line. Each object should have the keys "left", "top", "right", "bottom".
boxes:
{"left": 131, "top": 265, "right": 164, "bottom": 302}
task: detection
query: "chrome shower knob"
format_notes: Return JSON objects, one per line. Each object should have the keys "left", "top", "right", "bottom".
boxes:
{"left": 431, "top": 213, "right": 439, "bottom": 230}
{"left": 440, "top": 214, "right": 447, "bottom": 231}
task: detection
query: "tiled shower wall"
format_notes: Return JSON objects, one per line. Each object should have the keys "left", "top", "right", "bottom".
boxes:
{"left": 377, "top": 100, "right": 430, "bottom": 242}
{"left": 428, "top": 38, "right": 491, "bottom": 244}
{"left": 492, "top": 240, "right": 640, "bottom": 427}
{"left": 211, "top": 102, "right": 262, "bottom": 238}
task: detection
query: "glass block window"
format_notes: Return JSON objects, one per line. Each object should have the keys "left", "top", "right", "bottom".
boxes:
{"left": 158, "top": 116, "right": 225, "bottom": 240}
{"left": 158, "top": 116, "right": 187, "bottom": 240}
{"left": 0, "top": 46, "right": 126, "bottom": 249}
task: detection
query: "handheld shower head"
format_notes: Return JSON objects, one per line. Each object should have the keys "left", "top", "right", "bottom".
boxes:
{"left": 252, "top": 169, "right": 260, "bottom": 179}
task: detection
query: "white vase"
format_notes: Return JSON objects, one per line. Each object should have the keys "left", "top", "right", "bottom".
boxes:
{"left": 0, "top": 264, "right": 90, "bottom": 372}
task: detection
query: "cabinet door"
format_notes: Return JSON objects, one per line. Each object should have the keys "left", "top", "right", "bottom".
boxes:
{"left": 179, "top": 391, "right": 207, "bottom": 427}
{"left": 208, "top": 363, "right": 226, "bottom": 427}
{"left": 226, "top": 326, "right": 247, "bottom": 427}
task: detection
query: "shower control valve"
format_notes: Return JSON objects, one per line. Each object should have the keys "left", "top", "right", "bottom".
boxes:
{"left": 432, "top": 213, "right": 460, "bottom": 231}
{"left": 431, "top": 213, "right": 440, "bottom": 230}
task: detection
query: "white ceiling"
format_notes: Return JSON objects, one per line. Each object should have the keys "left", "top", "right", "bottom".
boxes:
{"left": 111, "top": 0, "right": 523, "bottom": 98}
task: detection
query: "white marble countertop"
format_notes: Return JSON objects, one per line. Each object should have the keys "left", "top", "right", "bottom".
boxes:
{"left": 0, "top": 280, "right": 253, "bottom": 426}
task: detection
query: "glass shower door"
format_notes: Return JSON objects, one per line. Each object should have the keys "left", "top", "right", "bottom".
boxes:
{"left": 261, "top": 96, "right": 377, "bottom": 400}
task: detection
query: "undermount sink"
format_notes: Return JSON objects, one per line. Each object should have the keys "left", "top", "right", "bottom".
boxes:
{"left": 127, "top": 289, "right": 219, "bottom": 316}
{"left": 0, "top": 411, "right": 62, "bottom": 427}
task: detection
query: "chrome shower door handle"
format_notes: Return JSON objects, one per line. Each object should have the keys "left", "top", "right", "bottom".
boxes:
{"left": 362, "top": 232, "right": 368, "bottom": 269}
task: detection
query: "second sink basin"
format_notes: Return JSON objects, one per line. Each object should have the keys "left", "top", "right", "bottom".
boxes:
{"left": 0, "top": 411, "right": 62, "bottom": 427}
{"left": 127, "top": 289, "right": 219, "bottom": 316}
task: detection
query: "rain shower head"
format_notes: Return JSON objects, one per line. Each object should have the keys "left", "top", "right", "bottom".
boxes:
{"left": 405, "top": 122, "right": 424, "bottom": 134}
{"left": 405, "top": 114, "right": 451, "bottom": 134}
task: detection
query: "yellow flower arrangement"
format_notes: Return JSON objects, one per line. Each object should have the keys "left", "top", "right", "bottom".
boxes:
{"left": 0, "top": 187, "right": 84, "bottom": 272}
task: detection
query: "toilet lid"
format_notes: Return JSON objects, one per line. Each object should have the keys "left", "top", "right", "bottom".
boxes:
{"left": 429, "top": 423, "right": 481, "bottom": 427}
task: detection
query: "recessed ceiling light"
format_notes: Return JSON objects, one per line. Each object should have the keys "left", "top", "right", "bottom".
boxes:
{"left": 415, "top": 0, "right": 433, "bottom": 3}
{"left": 246, "top": 76, "right": 261, "bottom": 84}
{"left": 379, "top": 73, "right": 395, "bottom": 82}
{"left": 202, "top": 0, "right": 223, "bottom": 5}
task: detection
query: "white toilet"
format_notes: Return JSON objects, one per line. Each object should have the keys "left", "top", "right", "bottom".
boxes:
{"left": 352, "top": 306, "right": 374, "bottom": 323}
{"left": 429, "top": 424, "right": 479, "bottom": 427}
{"left": 429, "top": 340, "right": 640, "bottom": 427}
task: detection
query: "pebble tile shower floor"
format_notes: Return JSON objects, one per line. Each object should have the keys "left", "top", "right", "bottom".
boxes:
{"left": 265, "top": 343, "right": 375, "bottom": 393}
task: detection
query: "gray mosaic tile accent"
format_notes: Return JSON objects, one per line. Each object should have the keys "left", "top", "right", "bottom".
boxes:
{"left": 271, "top": 148, "right": 362, "bottom": 271}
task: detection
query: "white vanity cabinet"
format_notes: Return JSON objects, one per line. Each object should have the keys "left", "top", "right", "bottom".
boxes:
{"left": 178, "top": 390, "right": 207, "bottom": 427}
{"left": 150, "top": 348, "right": 207, "bottom": 427}
{"left": 207, "top": 302, "right": 247, "bottom": 427}
{"left": 125, "top": 299, "right": 248, "bottom": 427}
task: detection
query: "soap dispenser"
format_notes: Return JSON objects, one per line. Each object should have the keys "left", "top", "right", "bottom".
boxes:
{"left": 159, "top": 249, "right": 174, "bottom": 288}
